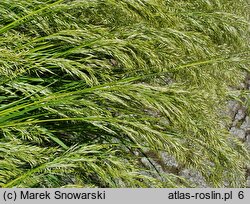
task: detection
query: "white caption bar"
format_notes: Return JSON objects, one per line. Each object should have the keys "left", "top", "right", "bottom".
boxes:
{"left": 0, "top": 188, "right": 249, "bottom": 204}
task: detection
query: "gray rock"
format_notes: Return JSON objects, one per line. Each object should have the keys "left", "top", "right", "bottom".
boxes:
{"left": 140, "top": 157, "right": 164, "bottom": 174}
{"left": 247, "top": 133, "right": 250, "bottom": 144}
{"left": 227, "top": 101, "right": 240, "bottom": 118}
{"left": 179, "top": 169, "right": 208, "bottom": 187}
{"left": 160, "top": 152, "right": 178, "bottom": 168}
{"left": 230, "top": 127, "right": 246, "bottom": 140}
{"left": 241, "top": 116, "right": 250, "bottom": 131}
{"left": 235, "top": 109, "right": 246, "bottom": 121}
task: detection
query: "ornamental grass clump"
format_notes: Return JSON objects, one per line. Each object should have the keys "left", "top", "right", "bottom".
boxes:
{"left": 0, "top": 0, "right": 249, "bottom": 187}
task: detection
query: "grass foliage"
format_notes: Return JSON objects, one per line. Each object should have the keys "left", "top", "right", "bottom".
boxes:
{"left": 0, "top": 0, "right": 249, "bottom": 187}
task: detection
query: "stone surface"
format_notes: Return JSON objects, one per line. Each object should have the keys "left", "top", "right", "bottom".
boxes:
{"left": 241, "top": 116, "right": 250, "bottom": 132}
{"left": 235, "top": 109, "right": 246, "bottom": 121}
{"left": 230, "top": 127, "right": 246, "bottom": 140}
{"left": 179, "top": 169, "right": 207, "bottom": 187}
{"left": 160, "top": 152, "right": 178, "bottom": 168}
{"left": 229, "top": 75, "right": 250, "bottom": 187}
